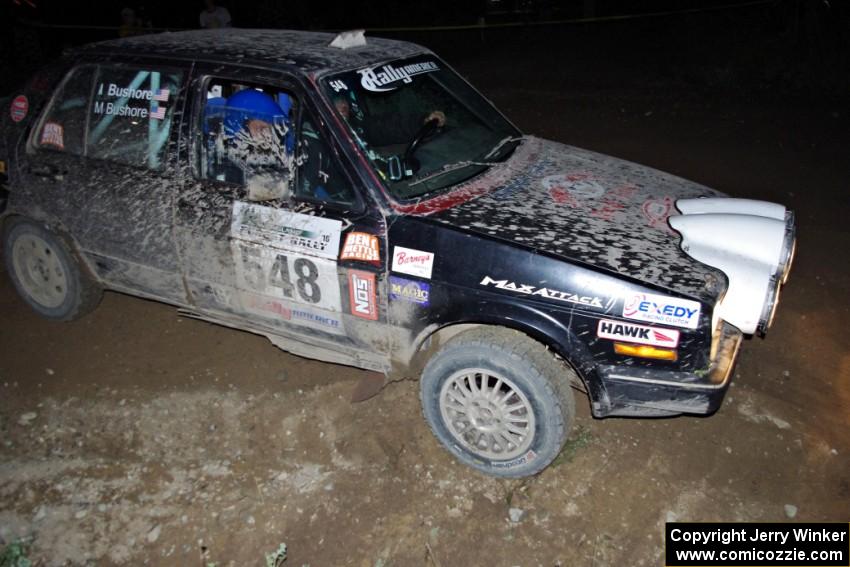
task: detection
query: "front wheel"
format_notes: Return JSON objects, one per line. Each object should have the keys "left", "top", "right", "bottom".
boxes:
{"left": 420, "top": 327, "right": 576, "bottom": 478}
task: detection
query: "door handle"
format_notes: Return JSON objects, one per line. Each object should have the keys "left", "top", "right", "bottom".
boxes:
{"left": 176, "top": 199, "right": 192, "bottom": 211}
{"left": 28, "top": 164, "right": 65, "bottom": 178}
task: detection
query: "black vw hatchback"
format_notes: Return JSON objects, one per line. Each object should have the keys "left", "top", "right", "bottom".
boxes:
{"left": 0, "top": 29, "right": 795, "bottom": 477}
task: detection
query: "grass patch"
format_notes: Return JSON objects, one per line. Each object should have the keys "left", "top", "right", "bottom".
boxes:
{"left": 552, "top": 425, "right": 593, "bottom": 468}
{"left": 0, "top": 538, "right": 32, "bottom": 567}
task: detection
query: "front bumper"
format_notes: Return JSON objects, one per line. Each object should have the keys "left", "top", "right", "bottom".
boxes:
{"left": 591, "top": 323, "right": 743, "bottom": 417}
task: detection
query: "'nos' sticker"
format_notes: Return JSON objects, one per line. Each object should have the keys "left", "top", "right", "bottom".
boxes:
{"left": 348, "top": 270, "right": 378, "bottom": 320}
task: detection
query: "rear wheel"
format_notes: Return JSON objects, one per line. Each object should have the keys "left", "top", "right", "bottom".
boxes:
{"left": 420, "top": 327, "right": 576, "bottom": 478}
{"left": 3, "top": 220, "right": 102, "bottom": 320}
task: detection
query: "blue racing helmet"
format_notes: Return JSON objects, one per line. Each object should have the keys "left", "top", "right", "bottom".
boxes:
{"left": 223, "top": 89, "right": 285, "bottom": 137}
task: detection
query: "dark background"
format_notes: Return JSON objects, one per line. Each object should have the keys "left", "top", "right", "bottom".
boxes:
{"left": 1, "top": 1, "right": 849, "bottom": 564}
{"left": 1, "top": 0, "right": 848, "bottom": 105}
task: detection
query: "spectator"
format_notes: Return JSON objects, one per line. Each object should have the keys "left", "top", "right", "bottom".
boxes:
{"left": 119, "top": 7, "right": 142, "bottom": 37}
{"left": 200, "top": 0, "right": 231, "bottom": 29}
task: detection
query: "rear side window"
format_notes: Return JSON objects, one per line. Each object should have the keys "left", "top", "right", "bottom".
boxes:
{"left": 88, "top": 66, "right": 184, "bottom": 169}
{"left": 34, "top": 63, "right": 184, "bottom": 171}
{"left": 35, "top": 66, "right": 95, "bottom": 155}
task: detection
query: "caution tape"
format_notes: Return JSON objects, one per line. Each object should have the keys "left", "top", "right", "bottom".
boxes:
{"left": 366, "top": 0, "right": 778, "bottom": 32}
{"left": 20, "top": 0, "right": 777, "bottom": 34}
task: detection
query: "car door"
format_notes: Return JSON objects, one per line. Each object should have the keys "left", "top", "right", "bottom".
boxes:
{"left": 17, "top": 58, "right": 189, "bottom": 303}
{"left": 174, "top": 66, "right": 390, "bottom": 369}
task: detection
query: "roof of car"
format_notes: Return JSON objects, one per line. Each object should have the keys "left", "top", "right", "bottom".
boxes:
{"left": 82, "top": 29, "right": 428, "bottom": 74}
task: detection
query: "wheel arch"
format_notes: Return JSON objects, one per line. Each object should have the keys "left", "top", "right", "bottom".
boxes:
{"left": 2, "top": 212, "right": 102, "bottom": 285}
{"left": 409, "top": 299, "right": 597, "bottom": 395}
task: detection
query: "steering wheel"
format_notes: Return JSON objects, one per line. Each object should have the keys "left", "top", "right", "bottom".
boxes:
{"left": 403, "top": 117, "right": 442, "bottom": 174}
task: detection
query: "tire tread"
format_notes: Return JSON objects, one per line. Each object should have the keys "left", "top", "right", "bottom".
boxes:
{"left": 420, "top": 326, "right": 577, "bottom": 478}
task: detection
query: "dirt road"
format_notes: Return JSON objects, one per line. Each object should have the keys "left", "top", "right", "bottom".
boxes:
{"left": 1, "top": 34, "right": 849, "bottom": 566}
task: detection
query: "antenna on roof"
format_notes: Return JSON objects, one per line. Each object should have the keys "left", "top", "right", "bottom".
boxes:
{"left": 329, "top": 30, "right": 367, "bottom": 49}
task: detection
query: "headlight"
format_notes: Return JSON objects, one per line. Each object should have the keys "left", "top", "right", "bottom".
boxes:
{"left": 758, "top": 211, "right": 795, "bottom": 335}
{"left": 757, "top": 275, "right": 781, "bottom": 336}
{"left": 779, "top": 210, "right": 796, "bottom": 285}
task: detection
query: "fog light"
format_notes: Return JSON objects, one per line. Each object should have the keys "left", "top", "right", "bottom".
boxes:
{"left": 614, "top": 342, "right": 677, "bottom": 361}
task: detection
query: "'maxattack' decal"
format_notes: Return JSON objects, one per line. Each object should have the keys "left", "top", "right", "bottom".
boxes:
{"left": 479, "top": 276, "right": 604, "bottom": 308}
{"left": 596, "top": 319, "right": 680, "bottom": 347}
{"left": 348, "top": 270, "right": 378, "bottom": 321}
{"left": 622, "top": 292, "right": 701, "bottom": 329}
{"left": 389, "top": 276, "right": 430, "bottom": 306}
{"left": 391, "top": 246, "right": 434, "bottom": 279}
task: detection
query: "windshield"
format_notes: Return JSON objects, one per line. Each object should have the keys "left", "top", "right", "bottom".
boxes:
{"left": 321, "top": 55, "right": 521, "bottom": 201}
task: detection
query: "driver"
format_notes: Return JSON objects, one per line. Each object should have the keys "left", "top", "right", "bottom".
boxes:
{"left": 217, "top": 88, "right": 294, "bottom": 199}
{"left": 331, "top": 91, "right": 445, "bottom": 148}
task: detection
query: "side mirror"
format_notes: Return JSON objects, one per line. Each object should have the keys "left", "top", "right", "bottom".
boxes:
{"left": 245, "top": 171, "right": 289, "bottom": 202}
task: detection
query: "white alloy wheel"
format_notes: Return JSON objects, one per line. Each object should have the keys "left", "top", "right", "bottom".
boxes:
{"left": 439, "top": 368, "right": 536, "bottom": 461}
{"left": 12, "top": 232, "right": 69, "bottom": 309}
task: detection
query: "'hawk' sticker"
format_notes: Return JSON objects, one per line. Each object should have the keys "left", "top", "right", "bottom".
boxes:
{"left": 596, "top": 319, "right": 680, "bottom": 348}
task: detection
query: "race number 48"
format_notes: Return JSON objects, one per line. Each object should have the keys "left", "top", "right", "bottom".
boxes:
{"left": 235, "top": 243, "right": 341, "bottom": 311}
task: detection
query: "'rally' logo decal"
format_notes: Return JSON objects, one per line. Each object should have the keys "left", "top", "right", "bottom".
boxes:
{"left": 357, "top": 61, "right": 440, "bottom": 92}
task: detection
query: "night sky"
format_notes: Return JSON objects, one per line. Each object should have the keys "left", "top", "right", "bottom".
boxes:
{"left": 1, "top": 0, "right": 848, "bottom": 99}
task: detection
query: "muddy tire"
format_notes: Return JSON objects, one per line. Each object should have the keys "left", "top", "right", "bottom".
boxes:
{"left": 420, "top": 327, "right": 575, "bottom": 478}
{"left": 3, "top": 219, "right": 102, "bottom": 321}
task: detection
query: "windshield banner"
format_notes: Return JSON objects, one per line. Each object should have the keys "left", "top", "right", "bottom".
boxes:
{"left": 357, "top": 61, "right": 440, "bottom": 92}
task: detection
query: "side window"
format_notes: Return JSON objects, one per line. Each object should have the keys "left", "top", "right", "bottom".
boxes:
{"left": 296, "top": 111, "right": 357, "bottom": 206}
{"left": 34, "top": 66, "right": 95, "bottom": 155}
{"left": 198, "top": 78, "right": 297, "bottom": 202}
{"left": 88, "top": 66, "right": 183, "bottom": 170}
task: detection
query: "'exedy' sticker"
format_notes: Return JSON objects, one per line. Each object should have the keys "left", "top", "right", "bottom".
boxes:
{"left": 479, "top": 276, "right": 604, "bottom": 309}
{"left": 357, "top": 61, "right": 440, "bottom": 92}
{"left": 596, "top": 319, "right": 680, "bottom": 348}
{"left": 622, "top": 292, "right": 701, "bottom": 329}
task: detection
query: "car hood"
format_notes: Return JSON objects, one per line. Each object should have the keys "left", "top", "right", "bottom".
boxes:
{"left": 428, "top": 136, "right": 726, "bottom": 302}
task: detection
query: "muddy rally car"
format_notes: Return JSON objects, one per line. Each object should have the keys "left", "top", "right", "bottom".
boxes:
{"left": 0, "top": 29, "right": 795, "bottom": 477}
